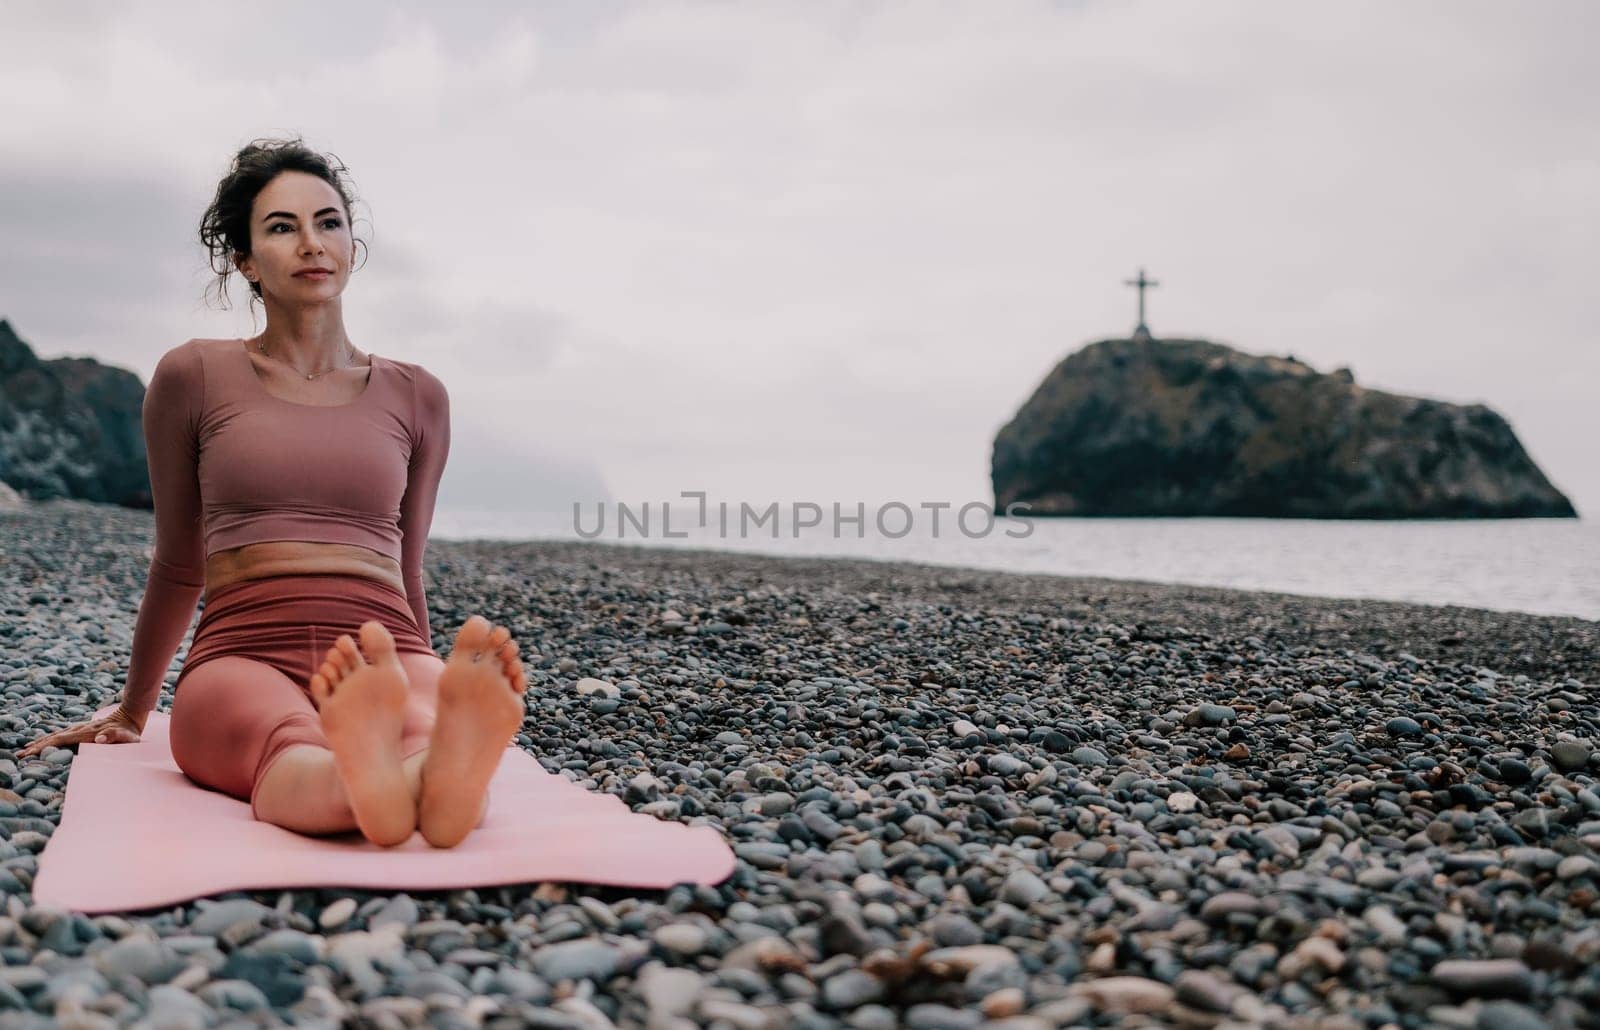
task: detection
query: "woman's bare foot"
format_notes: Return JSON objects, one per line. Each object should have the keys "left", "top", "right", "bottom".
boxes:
{"left": 419, "top": 614, "right": 528, "bottom": 848}
{"left": 308, "top": 621, "right": 416, "bottom": 847}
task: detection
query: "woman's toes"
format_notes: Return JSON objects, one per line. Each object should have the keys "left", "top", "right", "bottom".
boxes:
{"left": 486, "top": 624, "right": 511, "bottom": 651}
{"left": 453, "top": 614, "right": 493, "bottom": 656}
{"left": 309, "top": 672, "right": 332, "bottom": 705}
{"left": 334, "top": 633, "right": 365, "bottom": 668}
{"left": 358, "top": 619, "right": 399, "bottom": 662}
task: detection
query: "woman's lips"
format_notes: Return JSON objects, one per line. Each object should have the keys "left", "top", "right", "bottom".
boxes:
{"left": 295, "top": 271, "right": 331, "bottom": 280}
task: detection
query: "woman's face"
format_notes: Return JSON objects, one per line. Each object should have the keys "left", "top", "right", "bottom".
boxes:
{"left": 237, "top": 170, "right": 355, "bottom": 303}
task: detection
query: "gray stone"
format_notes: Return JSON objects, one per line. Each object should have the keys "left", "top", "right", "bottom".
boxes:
{"left": 490, "top": 966, "right": 551, "bottom": 1003}
{"left": 141, "top": 984, "right": 215, "bottom": 1029}
{"left": 986, "top": 754, "right": 1026, "bottom": 777}
{"left": 317, "top": 897, "right": 357, "bottom": 930}
{"left": 929, "top": 913, "right": 985, "bottom": 947}
{"left": 1431, "top": 959, "right": 1534, "bottom": 999}
{"left": 245, "top": 928, "right": 322, "bottom": 964}
{"left": 822, "top": 969, "right": 886, "bottom": 1010}
{"left": 637, "top": 961, "right": 704, "bottom": 1019}
{"left": 531, "top": 939, "right": 623, "bottom": 984}
{"left": 1476, "top": 1000, "right": 1553, "bottom": 1030}
{"left": 1550, "top": 741, "right": 1591, "bottom": 773}
{"left": 1200, "top": 892, "right": 1264, "bottom": 923}
{"left": 653, "top": 921, "right": 709, "bottom": 957}
{"left": 1174, "top": 969, "right": 1244, "bottom": 1012}
{"left": 196, "top": 978, "right": 271, "bottom": 1012}
{"left": 368, "top": 894, "right": 420, "bottom": 931}
{"left": 1188, "top": 704, "right": 1237, "bottom": 727}
{"left": 904, "top": 1003, "right": 983, "bottom": 1029}
{"left": 1000, "top": 868, "right": 1049, "bottom": 907}
{"left": 91, "top": 935, "right": 185, "bottom": 985}
{"left": 1555, "top": 855, "right": 1598, "bottom": 881}
{"left": 188, "top": 899, "right": 273, "bottom": 937}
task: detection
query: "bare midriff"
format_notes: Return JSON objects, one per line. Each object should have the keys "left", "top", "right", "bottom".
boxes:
{"left": 205, "top": 541, "right": 404, "bottom": 597}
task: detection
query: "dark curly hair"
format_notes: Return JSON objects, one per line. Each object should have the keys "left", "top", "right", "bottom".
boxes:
{"left": 197, "top": 135, "right": 369, "bottom": 312}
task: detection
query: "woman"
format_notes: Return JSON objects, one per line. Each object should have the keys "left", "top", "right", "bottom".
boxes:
{"left": 18, "top": 136, "right": 529, "bottom": 850}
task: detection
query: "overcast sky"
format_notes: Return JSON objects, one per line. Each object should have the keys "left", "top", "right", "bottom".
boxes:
{"left": 3, "top": 0, "right": 1595, "bottom": 519}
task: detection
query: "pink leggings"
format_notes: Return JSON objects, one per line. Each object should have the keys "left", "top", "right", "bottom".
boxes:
{"left": 168, "top": 573, "right": 445, "bottom": 820}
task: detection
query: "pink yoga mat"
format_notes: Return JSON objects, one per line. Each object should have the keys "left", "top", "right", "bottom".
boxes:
{"left": 32, "top": 705, "right": 736, "bottom": 914}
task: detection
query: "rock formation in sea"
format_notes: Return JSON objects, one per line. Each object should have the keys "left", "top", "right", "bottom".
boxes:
{"left": 991, "top": 334, "right": 1576, "bottom": 519}
{"left": 0, "top": 319, "right": 150, "bottom": 507}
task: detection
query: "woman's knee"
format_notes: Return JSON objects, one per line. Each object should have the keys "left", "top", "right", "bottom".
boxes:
{"left": 252, "top": 713, "right": 330, "bottom": 790}
{"left": 169, "top": 656, "right": 319, "bottom": 803}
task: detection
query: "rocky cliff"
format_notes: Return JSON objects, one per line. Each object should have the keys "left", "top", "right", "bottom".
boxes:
{"left": 991, "top": 335, "right": 1576, "bottom": 519}
{"left": 0, "top": 319, "right": 151, "bottom": 507}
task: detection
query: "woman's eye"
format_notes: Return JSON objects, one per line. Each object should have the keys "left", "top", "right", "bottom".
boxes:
{"left": 268, "top": 219, "right": 342, "bottom": 232}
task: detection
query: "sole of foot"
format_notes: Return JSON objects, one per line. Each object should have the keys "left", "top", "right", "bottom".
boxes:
{"left": 309, "top": 620, "right": 417, "bottom": 847}
{"left": 419, "top": 614, "right": 528, "bottom": 848}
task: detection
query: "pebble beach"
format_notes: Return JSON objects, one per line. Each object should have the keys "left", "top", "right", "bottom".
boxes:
{"left": 2, "top": 499, "right": 1599, "bottom": 1029}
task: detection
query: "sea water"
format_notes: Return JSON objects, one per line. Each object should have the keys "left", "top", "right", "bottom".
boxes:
{"left": 431, "top": 507, "right": 1600, "bottom": 621}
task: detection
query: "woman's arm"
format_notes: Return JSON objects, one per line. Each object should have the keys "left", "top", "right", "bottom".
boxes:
{"left": 398, "top": 367, "right": 451, "bottom": 648}
{"left": 122, "top": 342, "right": 207, "bottom": 726}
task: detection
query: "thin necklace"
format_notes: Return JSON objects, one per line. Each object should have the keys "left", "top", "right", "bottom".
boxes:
{"left": 254, "top": 337, "right": 358, "bottom": 380}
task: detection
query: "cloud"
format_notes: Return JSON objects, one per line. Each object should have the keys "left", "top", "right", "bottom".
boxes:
{"left": 0, "top": 170, "right": 198, "bottom": 354}
{"left": 1, "top": 0, "right": 1595, "bottom": 513}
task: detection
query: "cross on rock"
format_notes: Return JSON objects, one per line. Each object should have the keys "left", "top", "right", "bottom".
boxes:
{"left": 1124, "top": 267, "right": 1159, "bottom": 338}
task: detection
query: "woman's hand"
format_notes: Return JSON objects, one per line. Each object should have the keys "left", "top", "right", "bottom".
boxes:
{"left": 15, "top": 705, "right": 145, "bottom": 759}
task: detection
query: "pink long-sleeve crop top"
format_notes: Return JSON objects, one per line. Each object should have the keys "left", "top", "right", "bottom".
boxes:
{"left": 122, "top": 336, "right": 450, "bottom": 722}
